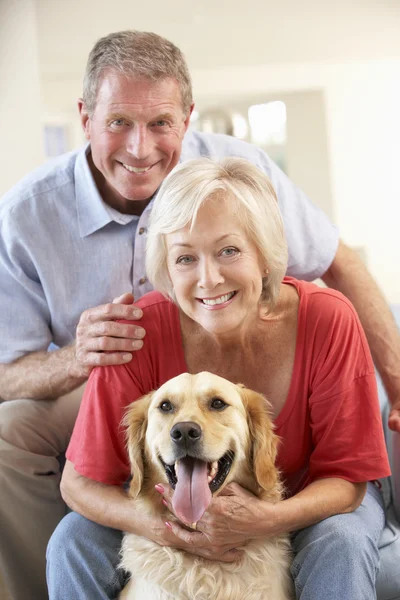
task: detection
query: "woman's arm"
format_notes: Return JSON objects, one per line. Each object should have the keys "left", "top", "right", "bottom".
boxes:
{"left": 161, "top": 478, "right": 367, "bottom": 549}
{"left": 262, "top": 478, "right": 367, "bottom": 536}
{"left": 61, "top": 460, "right": 147, "bottom": 535}
{"left": 61, "top": 460, "right": 243, "bottom": 562}
{"left": 322, "top": 240, "right": 400, "bottom": 432}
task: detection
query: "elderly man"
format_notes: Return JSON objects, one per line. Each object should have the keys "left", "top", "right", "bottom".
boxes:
{"left": 0, "top": 30, "right": 399, "bottom": 600}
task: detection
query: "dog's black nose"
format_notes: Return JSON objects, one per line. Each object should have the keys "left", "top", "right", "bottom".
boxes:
{"left": 170, "top": 421, "right": 202, "bottom": 448}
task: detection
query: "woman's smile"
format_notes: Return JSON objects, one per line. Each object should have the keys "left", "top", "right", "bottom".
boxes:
{"left": 196, "top": 291, "right": 238, "bottom": 309}
{"left": 166, "top": 195, "right": 266, "bottom": 337}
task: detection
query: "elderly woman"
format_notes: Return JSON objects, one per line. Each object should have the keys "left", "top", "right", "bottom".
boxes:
{"left": 47, "top": 158, "right": 390, "bottom": 600}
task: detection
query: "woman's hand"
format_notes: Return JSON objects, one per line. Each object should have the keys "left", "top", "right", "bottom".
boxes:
{"left": 155, "top": 482, "right": 275, "bottom": 562}
{"left": 137, "top": 509, "right": 244, "bottom": 563}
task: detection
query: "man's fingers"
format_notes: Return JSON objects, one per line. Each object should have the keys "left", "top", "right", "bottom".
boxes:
{"left": 388, "top": 408, "right": 400, "bottom": 433}
{"left": 83, "top": 336, "right": 144, "bottom": 353}
{"left": 80, "top": 351, "right": 134, "bottom": 368}
{"left": 89, "top": 321, "right": 146, "bottom": 340}
{"left": 112, "top": 292, "right": 135, "bottom": 305}
{"left": 82, "top": 303, "right": 143, "bottom": 324}
{"left": 77, "top": 321, "right": 145, "bottom": 344}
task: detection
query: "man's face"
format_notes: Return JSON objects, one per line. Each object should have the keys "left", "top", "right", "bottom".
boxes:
{"left": 79, "top": 71, "right": 193, "bottom": 214}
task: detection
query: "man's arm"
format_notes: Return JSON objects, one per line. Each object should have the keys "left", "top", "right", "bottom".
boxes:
{"left": 0, "top": 294, "right": 145, "bottom": 402}
{"left": 322, "top": 240, "right": 400, "bottom": 431}
{"left": 0, "top": 346, "right": 86, "bottom": 402}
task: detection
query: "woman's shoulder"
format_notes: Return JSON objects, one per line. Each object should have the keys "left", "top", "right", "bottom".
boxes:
{"left": 119, "top": 291, "right": 179, "bottom": 331}
{"left": 135, "top": 290, "right": 174, "bottom": 311}
{"left": 285, "top": 277, "right": 370, "bottom": 357}
{"left": 106, "top": 292, "right": 184, "bottom": 391}
{"left": 285, "top": 277, "right": 359, "bottom": 323}
{"left": 286, "top": 278, "right": 372, "bottom": 372}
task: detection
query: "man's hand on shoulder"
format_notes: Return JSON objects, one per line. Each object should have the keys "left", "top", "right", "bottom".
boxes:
{"left": 74, "top": 292, "right": 146, "bottom": 377}
{"left": 388, "top": 401, "right": 400, "bottom": 433}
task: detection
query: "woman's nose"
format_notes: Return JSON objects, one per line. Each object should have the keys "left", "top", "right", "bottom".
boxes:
{"left": 198, "top": 259, "right": 224, "bottom": 289}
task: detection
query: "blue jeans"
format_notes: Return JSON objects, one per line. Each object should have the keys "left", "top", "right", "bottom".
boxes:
{"left": 46, "top": 483, "right": 385, "bottom": 600}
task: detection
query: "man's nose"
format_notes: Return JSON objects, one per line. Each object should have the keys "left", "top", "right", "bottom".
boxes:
{"left": 126, "top": 125, "right": 153, "bottom": 160}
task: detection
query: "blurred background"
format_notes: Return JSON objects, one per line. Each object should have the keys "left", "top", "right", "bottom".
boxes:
{"left": 1, "top": 0, "right": 399, "bottom": 301}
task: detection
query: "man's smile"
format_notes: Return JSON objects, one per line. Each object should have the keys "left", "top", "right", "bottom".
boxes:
{"left": 121, "top": 162, "right": 155, "bottom": 174}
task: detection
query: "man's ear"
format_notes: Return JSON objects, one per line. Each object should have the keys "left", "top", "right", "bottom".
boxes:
{"left": 239, "top": 387, "right": 280, "bottom": 494}
{"left": 183, "top": 103, "right": 195, "bottom": 133}
{"left": 77, "top": 99, "right": 91, "bottom": 140}
{"left": 123, "top": 393, "right": 153, "bottom": 498}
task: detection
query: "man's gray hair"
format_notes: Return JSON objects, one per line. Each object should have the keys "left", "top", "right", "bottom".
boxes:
{"left": 146, "top": 157, "right": 289, "bottom": 312}
{"left": 83, "top": 30, "right": 193, "bottom": 115}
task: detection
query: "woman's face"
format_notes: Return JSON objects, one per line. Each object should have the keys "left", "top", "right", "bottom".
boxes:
{"left": 166, "top": 196, "right": 266, "bottom": 337}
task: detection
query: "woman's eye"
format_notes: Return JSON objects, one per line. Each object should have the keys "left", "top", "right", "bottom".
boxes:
{"left": 176, "top": 255, "right": 194, "bottom": 265}
{"left": 210, "top": 397, "right": 227, "bottom": 411}
{"left": 221, "top": 247, "right": 239, "bottom": 257}
{"left": 159, "top": 400, "right": 173, "bottom": 412}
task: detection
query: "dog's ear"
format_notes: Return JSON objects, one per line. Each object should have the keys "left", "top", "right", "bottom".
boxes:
{"left": 240, "top": 387, "right": 279, "bottom": 493}
{"left": 123, "top": 392, "right": 153, "bottom": 498}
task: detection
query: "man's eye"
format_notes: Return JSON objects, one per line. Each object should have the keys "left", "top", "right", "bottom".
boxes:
{"left": 154, "top": 120, "right": 168, "bottom": 127}
{"left": 221, "top": 247, "right": 239, "bottom": 257}
{"left": 111, "top": 119, "right": 125, "bottom": 127}
{"left": 176, "top": 255, "right": 194, "bottom": 265}
{"left": 210, "top": 397, "right": 227, "bottom": 411}
{"left": 159, "top": 400, "right": 173, "bottom": 412}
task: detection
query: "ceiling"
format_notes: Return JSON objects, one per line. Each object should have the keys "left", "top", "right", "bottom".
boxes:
{"left": 35, "top": 0, "right": 400, "bottom": 82}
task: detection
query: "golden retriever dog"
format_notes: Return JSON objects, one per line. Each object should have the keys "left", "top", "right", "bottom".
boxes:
{"left": 119, "top": 372, "right": 293, "bottom": 600}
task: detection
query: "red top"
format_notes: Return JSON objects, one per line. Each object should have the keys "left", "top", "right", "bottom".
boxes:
{"left": 67, "top": 278, "right": 391, "bottom": 495}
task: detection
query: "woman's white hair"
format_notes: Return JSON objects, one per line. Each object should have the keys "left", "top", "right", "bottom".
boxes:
{"left": 146, "top": 157, "right": 288, "bottom": 311}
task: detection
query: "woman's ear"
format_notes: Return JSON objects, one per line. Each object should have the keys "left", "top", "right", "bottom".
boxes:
{"left": 123, "top": 393, "right": 153, "bottom": 498}
{"left": 240, "top": 387, "right": 280, "bottom": 494}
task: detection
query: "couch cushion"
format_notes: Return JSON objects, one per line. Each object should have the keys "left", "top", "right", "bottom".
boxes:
{"left": 377, "top": 506, "right": 400, "bottom": 600}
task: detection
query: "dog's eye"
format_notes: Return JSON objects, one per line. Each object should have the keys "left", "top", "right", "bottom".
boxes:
{"left": 210, "top": 397, "right": 227, "bottom": 411}
{"left": 159, "top": 400, "right": 174, "bottom": 412}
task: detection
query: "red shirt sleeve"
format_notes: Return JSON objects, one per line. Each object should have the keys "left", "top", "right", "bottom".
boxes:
{"left": 66, "top": 365, "right": 141, "bottom": 484}
{"left": 275, "top": 280, "right": 391, "bottom": 494}
{"left": 66, "top": 292, "right": 187, "bottom": 485}
{"left": 302, "top": 285, "right": 390, "bottom": 486}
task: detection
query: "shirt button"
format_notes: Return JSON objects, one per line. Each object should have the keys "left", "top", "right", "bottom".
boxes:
{"left": 139, "top": 277, "right": 147, "bottom": 285}
{"left": 138, "top": 227, "right": 146, "bottom": 235}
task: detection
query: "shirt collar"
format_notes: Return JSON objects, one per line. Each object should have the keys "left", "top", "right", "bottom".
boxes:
{"left": 75, "top": 144, "right": 137, "bottom": 237}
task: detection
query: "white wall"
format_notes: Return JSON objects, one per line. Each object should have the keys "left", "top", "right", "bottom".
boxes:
{"left": 326, "top": 62, "right": 400, "bottom": 299}
{"left": 284, "top": 90, "right": 334, "bottom": 222}
{"left": 4, "top": 0, "right": 400, "bottom": 302}
{"left": 0, "top": 0, "right": 44, "bottom": 196}
{"left": 189, "top": 59, "right": 400, "bottom": 302}
{"left": 21, "top": 53, "right": 400, "bottom": 303}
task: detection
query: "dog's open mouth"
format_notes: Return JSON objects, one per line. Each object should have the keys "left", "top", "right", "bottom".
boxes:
{"left": 159, "top": 452, "right": 234, "bottom": 524}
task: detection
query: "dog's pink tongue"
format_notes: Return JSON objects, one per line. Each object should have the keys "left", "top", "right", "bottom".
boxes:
{"left": 172, "top": 457, "right": 212, "bottom": 525}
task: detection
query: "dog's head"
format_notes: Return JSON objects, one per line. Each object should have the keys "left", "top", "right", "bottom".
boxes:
{"left": 124, "top": 372, "right": 280, "bottom": 525}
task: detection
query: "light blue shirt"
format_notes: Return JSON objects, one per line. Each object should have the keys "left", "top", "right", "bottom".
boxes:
{"left": 0, "top": 131, "right": 338, "bottom": 363}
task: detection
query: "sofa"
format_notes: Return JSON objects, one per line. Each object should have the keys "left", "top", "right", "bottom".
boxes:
{"left": 55, "top": 306, "right": 400, "bottom": 597}
{"left": 376, "top": 305, "right": 400, "bottom": 600}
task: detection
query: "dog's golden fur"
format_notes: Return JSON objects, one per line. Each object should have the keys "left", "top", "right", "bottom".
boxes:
{"left": 119, "top": 372, "right": 293, "bottom": 600}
